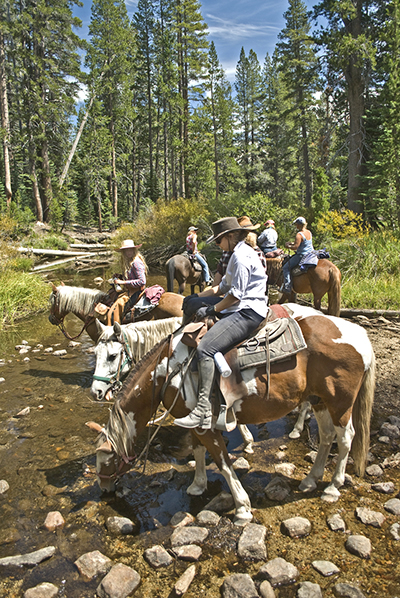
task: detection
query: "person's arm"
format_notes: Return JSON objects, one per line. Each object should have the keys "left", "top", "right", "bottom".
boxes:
{"left": 286, "top": 232, "right": 302, "bottom": 251}
{"left": 116, "top": 259, "right": 146, "bottom": 288}
{"left": 213, "top": 272, "right": 222, "bottom": 287}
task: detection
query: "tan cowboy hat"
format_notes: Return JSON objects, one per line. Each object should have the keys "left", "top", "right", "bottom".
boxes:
{"left": 237, "top": 215, "right": 260, "bottom": 229}
{"left": 206, "top": 217, "right": 248, "bottom": 244}
{"left": 118, "top": 239, "right": 142, "bottom": 250}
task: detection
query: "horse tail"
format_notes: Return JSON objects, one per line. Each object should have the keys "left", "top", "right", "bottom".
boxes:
{"left": 327, "top": 264, "right": 341, "bottom": 317}
{"left": 266, "top": 257, "right": 283, "bottom": 286}
{"left": 351, "top": 349, "right": 376, "bottom": 477}
{"left": 165, "top": 258, "right": 175, "bottom": 293}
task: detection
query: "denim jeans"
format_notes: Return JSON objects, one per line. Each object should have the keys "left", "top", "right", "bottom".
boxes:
{"left": 183, "top": 295, "right": 222, "bottom": 318}
{"left": 194, "top": 253, "right": 211, "bottom": 283}
{"left": 282, "top": 253, "right": 302, "bottom": 291}
{"left": 197, "top": 308, "right": 265, "bottom": 360}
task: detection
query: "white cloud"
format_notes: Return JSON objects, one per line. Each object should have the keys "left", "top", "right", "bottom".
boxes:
{"left": 75, "top": 82, "right": 89, "bottom": 105}
{"left": 205, "top": 13, "right": 280, "bottom": 41}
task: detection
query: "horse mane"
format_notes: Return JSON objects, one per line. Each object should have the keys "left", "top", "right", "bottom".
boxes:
{"left": 123, "top": 317, "right": 182, "bottom": 363}
{"left": 55, "top": 285, "right": 109, "bottom": 315}
{"left": 105, "top": 337, "right": 170, "bottom": 455}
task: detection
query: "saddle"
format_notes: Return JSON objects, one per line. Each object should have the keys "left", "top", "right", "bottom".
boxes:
{"left": 181, "top": 304, "right": 307, "bottom": 432}
{"left": 182, "top": 251, "right": 204, "bottom": 274}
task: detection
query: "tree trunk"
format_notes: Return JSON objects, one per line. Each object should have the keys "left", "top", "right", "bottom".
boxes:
{"left": 210, "top": 87, "right": 219, "bottom": 201}
{"left": 110, "top": 116, "right": 118, "bottom": 218}
{"left": 41, "top": 135, "right": 53, "bottom": 222}
{"left": 0, "top": 31, "right": 12, "bottom": 207}
{"left": 59, "top": 96, "right": 94, "bottom": 188}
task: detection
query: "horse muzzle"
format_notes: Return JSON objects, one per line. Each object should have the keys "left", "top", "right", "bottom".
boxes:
{"left": 48, "top": 314, "right": 59, "bottom": 325}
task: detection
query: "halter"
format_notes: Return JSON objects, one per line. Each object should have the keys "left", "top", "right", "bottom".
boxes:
{"left": 95, "top": 427, "right": 137, "bottom": 481}
{"left": 92, "top": 328, "right": 133, "bottom": 391}
{"left": 50, "top": 291, "right": 95, "bottom": 341}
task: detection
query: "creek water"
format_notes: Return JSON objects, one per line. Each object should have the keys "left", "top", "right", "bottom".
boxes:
{"left": 0, "top": 268, "right": 399, "bottom": 597}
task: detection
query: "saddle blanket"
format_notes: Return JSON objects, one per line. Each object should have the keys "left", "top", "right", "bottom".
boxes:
{"left": 237, "top": 316, "right": 306, "bottom": 370}
{"left": 298, "top": 248, "right": 330, "bottom": 272}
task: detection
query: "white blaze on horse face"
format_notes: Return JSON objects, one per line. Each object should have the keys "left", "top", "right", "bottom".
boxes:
{"left": 286, "top": 303, "right": 373, "bottom": 371}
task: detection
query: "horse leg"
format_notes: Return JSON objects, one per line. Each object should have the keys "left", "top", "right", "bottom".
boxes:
{"left": 288, "top": 401, "right": 311, "bottom": 439}
{"left": 193, "top": 429, "right": 252, "bottom": 526}
{"left": 299, "top": 406, "right": 336, "bottom": 493}
{"left": 187, "top": 433, "right": 208, "bottom": 496}
{"left": 178, "top": 282, "right": 186, "bottom": 294}
{"left": 321, "top": 418, "right": 355, "bottom": 503}
{"left": 239, "top": 424, "right": 254, "bottom": 454}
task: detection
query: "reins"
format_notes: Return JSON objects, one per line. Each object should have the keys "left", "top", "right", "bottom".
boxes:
{"left": 92, "top": 328, "right": 133, "bottom": 392}
{"left": 57, "top": 315, "right": 95, "bottom": 341}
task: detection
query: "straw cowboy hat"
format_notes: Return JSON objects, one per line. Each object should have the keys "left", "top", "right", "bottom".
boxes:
{"left": 237, "top": 215, "right": 260, "bottom": 229}
{"left": 207, "top": 216, "right": 257, "bottom": 244}
{"left": 117, "top": 239, "right": 142, "bottom": 250}
{"left": 187, "top": 226, "right": 198, "bottom": 231}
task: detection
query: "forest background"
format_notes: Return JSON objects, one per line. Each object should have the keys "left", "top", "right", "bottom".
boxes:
{"left": 1, "top": 0, "right": 400, "bottom": 325}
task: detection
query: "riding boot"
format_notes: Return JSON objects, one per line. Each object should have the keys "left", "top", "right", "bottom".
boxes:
{"left": 174, "top": 357, "right": 214, "bottom": 429}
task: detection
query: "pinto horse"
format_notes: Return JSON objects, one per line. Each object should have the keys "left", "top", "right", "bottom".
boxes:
{"left": 165, "top": 254, "right": 204, "bottom": 294}
{"left": 87, "top": 304, "right": 375, "bottom": 525}
{"left": 48, "top": 284, "right": 184, "bottom": 343}
{"left": 266, "top": 258, "right": 342, "bottom": 317}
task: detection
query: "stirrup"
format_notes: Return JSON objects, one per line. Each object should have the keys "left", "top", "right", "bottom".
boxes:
{"left": 215, "top": 405, "right": 237, "bottom": 433}
{"left": 174, "top": 410, "right": 212, "bottom": 430}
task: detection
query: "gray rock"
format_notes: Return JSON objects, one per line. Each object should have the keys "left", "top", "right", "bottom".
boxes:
{"left": 0, "top": 546, "right": 56, "bottom": 567}
{"left": 170, "top": 511, "right": 195, "bottom": 528}
{"left": 0, "top": 378, "right": 4, "bottom": 383}
{"left": 53, "top": 349, "right": 67, "bottom": 356}
{"left": 345, "top": 535, "right": 371, "bottom": 559}
{"left": 143, "top": 545, "right": 173, "bottom": 568}
{"left": 0, "top": 479, "right": 9, "bottom": 494}
{"left": 355, "top": 506, "right": 385, "bottom": 528}
{"left": 388, "top": 415, "right": 400, "bottom": 427}
{"left": 258, "top": 557, "right": 299, "bottom": 586}
{"left": 371, "top": 481, "right": 395, "bottom": 494}
{"left": 68, "top": 340, "right": 81, "bottom": 347}
{"left": 196, "top": 510, "right": 220, "bottom": 526}
{"left": 174, "top": 564, "right": 196, "bottom": 596}
{"left": 237, "top": 523, "right": 267, "bottom": 561}
{"left": 44, "top": 347, "right": 53, "bottom": 353}
{"left": 378, "top": 436, "right": 390, "bottom": 444}
{"left": 274, "top": 462, "right": 296, "bottom": 476}
{"left": 390, "top": 522, "right": 400, "bottom": 541}
{"left": 382, "top": 452, "right": 400, "bottom": 468}
{"left": 221, "top": 573, "right": 258, "bottom": 598}
{"left": 264, "top": 476, "right": 291, "bottom": 502}
{"left": 259, "top": 580, "right": 276, "bottom": 598}
{"left": 23, "top": 583, "right": 58, "bottom": 598}
{"left": 297, "top": 581, "right": 323, "bottom": 598}
{"left": 384, "top": 497, "right": 400, "bottom": 515}
{"left": 44, "top": 511, "right": 65, "bottom": 531}
{"left": 170, "top": 526, "right": 209, "bottom": 547}
{"left": 74, "top": 550, "right": 112, "bottom": 580}
{"left": 204, "top": 491, "right": 235, "bottom": 513}
{"left": 281, "top": 516, "right": 311, "bottom": 538}
{"left": 304, "top": 451, "right": 318, "bottom": 463}
{"left": 233, "top": 457, "right": 250, "bottom": 473}
{"left": 312, "top": 560, "right": 340, "bottom": 576}
{"left": 275, "top": 451, "right": 286, "bottom": 461}
{"left": 327, "top": 513, "right": 346, "bottom": 532}
{"left": 106, "top": 516, "right": 135, "bottom": 535}
{"left": 97, "top": 563, "right": 140, "bottom": 598}
{"left": 380, "top": 422, "right": 400, "bottom": 438}
{"left": 365, "top": 464, "right": 383, "bottom": 477}
{"left": 172, "top": 545, "right": 202, "bottom": 561}
{"left": 333, "top": 581, "right": 366, "bottom": 597}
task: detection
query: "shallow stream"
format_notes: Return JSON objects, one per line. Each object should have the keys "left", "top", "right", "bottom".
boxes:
{"left": 0, "top": 268, "right": 399, "bottom": 597}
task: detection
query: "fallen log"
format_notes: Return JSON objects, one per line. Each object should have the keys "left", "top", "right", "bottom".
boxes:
{"left": 18, "top": 247, "right": 90, "bottom": 257}
{"left": 69, "top": 243, "right": 107, "bottom": 250}
{"left": 32, "top": 253, "right": 93, "bottom": 271}
{"left": 321, "top": 307, "right": 400, "bottom": 319}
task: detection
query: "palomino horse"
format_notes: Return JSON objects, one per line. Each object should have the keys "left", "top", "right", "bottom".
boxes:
{"left": 266, "top": 258, "right": 342, "bottom": 317}
{"left": 165, "top": 254, "right": 204, "bottom": 294}
{"left": 87, "top": 304, "right": 375, "bottom": 525}
{"left": 48, "top": 284, "right": 184, "bottom": 343}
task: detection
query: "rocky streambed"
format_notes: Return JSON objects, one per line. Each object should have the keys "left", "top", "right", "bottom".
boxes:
{"left": 0, "top": 312, "right": 399, "bottom": 598}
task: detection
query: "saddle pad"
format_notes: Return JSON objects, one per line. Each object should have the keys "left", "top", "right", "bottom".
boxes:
{"left": 134, "top": 295, "right": 157, "bottom": 317}
{"left": 237, "top": 317, "right": 306, "bottom": 370}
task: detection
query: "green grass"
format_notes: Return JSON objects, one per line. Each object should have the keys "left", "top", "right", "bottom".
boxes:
{"left": 0, "top": 270, "right": 49, "bottom": 329}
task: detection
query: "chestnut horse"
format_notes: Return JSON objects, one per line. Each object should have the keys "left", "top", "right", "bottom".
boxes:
{"left": 266, "top": 258, "right": 341, "bottom": 317}
{"left": 87, "top": 304, "right": 375, "bottom": 525}
{"left": 165, "top": 254, "right": 204, "bottom": 294}
{"left": 48, "top": 284, "right": 183, "bottom": 343}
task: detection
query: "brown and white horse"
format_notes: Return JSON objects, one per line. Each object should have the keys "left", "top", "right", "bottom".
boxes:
{"left": 87, "top": 304, "right": 375, "bottom": 525}
{"left": 48, "top": 284, "right": 184, "bottom": 343}
{"left": 267, "top": 258, "right": 342, "bottom": 317}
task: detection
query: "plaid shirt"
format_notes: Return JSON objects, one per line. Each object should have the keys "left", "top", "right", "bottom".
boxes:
{"left": 125, "top": 257, "right": 146, "bottom": 289}
{"left": 186, "top": 233, "right": 197, "bottom": 254}
{"left": 217, "top": 248, "right": 267, "bottom": 276}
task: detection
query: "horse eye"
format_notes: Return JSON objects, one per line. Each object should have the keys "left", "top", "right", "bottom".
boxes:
{"left": 109, "top": 354, "right": 118, "bottom": 362}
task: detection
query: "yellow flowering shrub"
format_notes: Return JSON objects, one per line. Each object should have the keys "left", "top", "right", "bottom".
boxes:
{"left": 314, "top": 209, "right": 368, "bottom": 240}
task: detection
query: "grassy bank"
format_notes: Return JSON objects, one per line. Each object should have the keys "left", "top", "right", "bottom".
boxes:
{"left": 0, "top": 270, "right": 49, "bottom": 329}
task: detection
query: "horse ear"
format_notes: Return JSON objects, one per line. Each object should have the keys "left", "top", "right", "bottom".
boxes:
{"left": 85, "top": 421, "right": 103, "bottom": 433}
{"left": 97, "top": 440, "right": 113, "bottom": 453}
{"left": 51, "top": 283, "right": 58, "bottom": 293}
{"left": 95, "top": 319, "right": 107, "bottom": 335}
{"left": 60, "top": 281, "right": 65, "bottom": 286}
{"left": 113, "top": 322, "right": 122, "bottom": 337}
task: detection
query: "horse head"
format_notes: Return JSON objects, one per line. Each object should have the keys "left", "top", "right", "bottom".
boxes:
{"left": 91, "top": 321, "right": 132, "bottom": 401}
{"left": 48, "top": 283, "right": 63, "bottom": 325}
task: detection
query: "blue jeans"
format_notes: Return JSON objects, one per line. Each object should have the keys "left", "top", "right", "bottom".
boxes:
{"left": 194, "top": 253, "right": 211, "bottom": 284}
{"left": 183, "top": 295, "right": 221, "bottom": 318}
{"left": 262, "top": 245, "right": 277, "bottom": 254}
{"left": 197, "top": 307, "right": 265, "bottom": 360}
{"left": 282, "top": 253, "right": 302, "bottom": 291}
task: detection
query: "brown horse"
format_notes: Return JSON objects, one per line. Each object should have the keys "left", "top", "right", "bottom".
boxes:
{"left": 266, "top": 257, "right": 341, "bottom": 316}
{"left": 48, "top": 284, "right": 183, "bottom": 343}
{"left": 165, "top": 254, "right": 204, "bottom": 294}
{"left": 87, "top": 303, "right": 375, "bottom": 525}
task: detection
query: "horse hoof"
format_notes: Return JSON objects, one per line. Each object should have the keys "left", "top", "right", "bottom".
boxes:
{"left": 187, "top": 483, "right": 206, "bottom": 496}
{"left": 243, "top": 445, "right": 254, "bottom": 454}
{"left": 298, "top": 478, "right": 317, "bottom": 493}
{"left": 289, "top": 430, "right": 301, "bottom": 439}
{"left": 321, "top": 485, "right": 340, "bottom": 502}
{"left": 233, "top": 508, "right": 253, "bottom": 526}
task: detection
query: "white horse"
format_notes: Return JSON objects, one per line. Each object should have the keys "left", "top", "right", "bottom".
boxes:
{"left": 91, "top": 317, "right": 183, "bottom": 401}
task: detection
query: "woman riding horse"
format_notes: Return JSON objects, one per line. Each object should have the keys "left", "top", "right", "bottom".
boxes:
{"left": 175, "top": 217, "right": 268, "bottom": 430}
{"left": 281, "top": 216, "right": 313, "bottom": 295}
{"left": 111, "top": 239, "right": 147, "bottom": 323}
{"left": 186, "top": 226, "right": 212, "bottom": 285}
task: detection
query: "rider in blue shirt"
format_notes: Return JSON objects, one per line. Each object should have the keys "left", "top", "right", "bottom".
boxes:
{"left": 281, "top": 217, "right": 314, "bottom": 294}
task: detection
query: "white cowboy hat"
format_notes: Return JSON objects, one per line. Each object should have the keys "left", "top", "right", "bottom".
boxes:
{"left": 118, "top": 239, "right": 142, "bottom": 250}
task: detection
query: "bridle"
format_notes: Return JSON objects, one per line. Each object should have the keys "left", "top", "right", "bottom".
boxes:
{"left": 49, "top": 292, "right": 94, "bottom": 341}
{"left": 92, "top": 328, "right": 133, "bottom": 394}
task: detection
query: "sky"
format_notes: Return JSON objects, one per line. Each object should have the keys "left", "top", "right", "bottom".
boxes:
{"left": 72, "top": 0, "right": 318, "bottom": 85}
